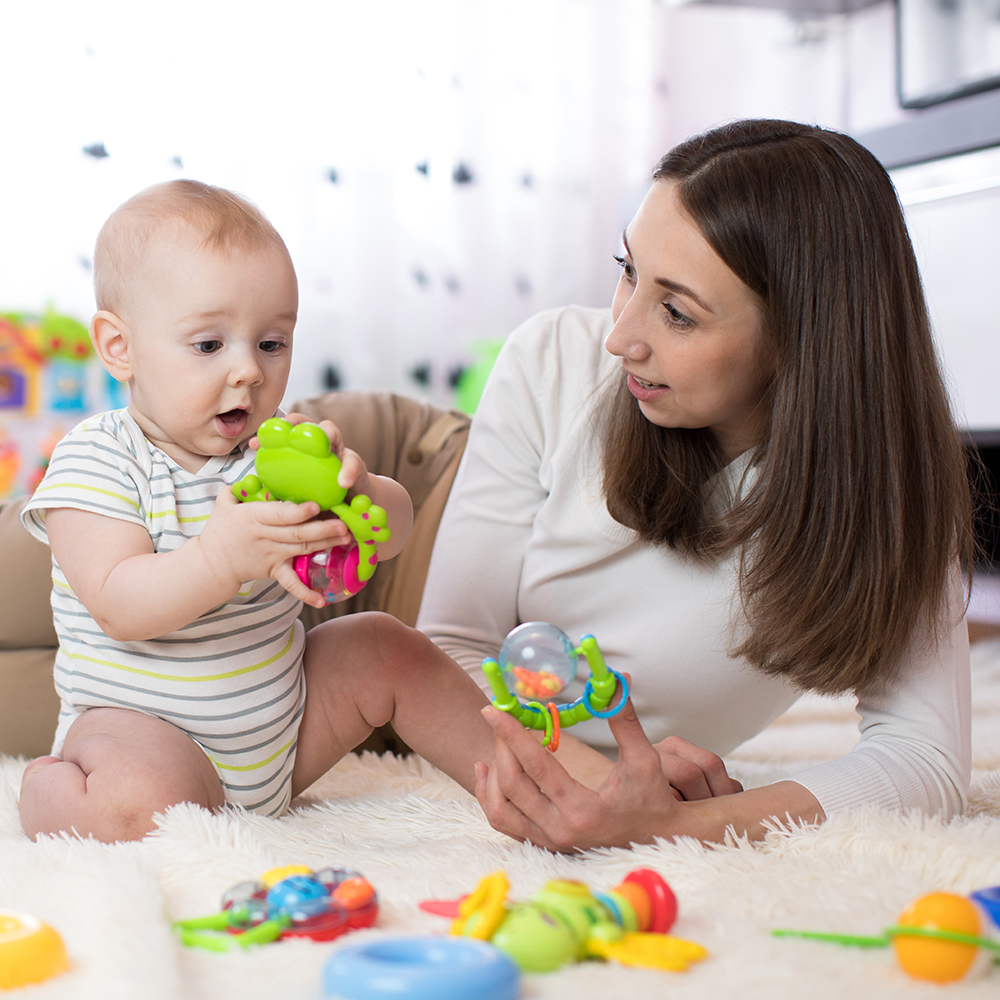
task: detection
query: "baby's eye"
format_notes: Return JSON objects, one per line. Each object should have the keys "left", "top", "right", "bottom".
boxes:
{"left": 259, "top": 340, "right": 285, "bottom": 354}
{"left": 195, "top": 340, "right": 222, "bottom": 354}
{"left": 613, "top": 255, "right": 636, "bottom": 283}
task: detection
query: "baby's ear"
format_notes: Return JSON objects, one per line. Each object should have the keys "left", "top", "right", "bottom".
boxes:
{"left": 91, "top": 310, "right": 132, "bottom": 382}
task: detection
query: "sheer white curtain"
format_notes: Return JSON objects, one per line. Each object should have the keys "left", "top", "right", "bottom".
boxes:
{"left": 0, "top": 0, "right": 664, "bottom": 416}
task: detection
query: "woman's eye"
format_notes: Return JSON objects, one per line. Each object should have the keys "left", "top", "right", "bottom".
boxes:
{"left": 664, "top": 303, "right": 693, "bottom": 329}
{"left": 613, "top": 255, "right": 636, "bottom": 282}
{"left": 195, "top": 340, "right": 222, "bottom": 354}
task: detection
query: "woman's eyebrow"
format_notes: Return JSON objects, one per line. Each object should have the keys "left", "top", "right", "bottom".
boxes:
{"left": 621, "top": 230, "right": 714, "bottom": 315}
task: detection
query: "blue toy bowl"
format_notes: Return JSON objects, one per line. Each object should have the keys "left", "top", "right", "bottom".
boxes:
{"left": 322, "top": 935, "right": 519, "bottom": 1000}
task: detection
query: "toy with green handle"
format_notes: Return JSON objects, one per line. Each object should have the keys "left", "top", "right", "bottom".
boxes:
{"left": 482, "top": 622, "right": 629, "bottom": 751}
{"left": 232, "top": 417, "right": 390, "bottom": 603}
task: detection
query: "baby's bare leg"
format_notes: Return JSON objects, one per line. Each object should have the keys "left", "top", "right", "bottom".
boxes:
{"left": 19, "top": 707, "right": 224, "bottom": 843}
{"left": 292, "top": 612, "right": 495, "bottom": 796}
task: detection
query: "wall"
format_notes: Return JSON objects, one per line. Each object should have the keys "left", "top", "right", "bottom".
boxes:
{"left": 2, "top": 0, "right": 986, "bottom": 429}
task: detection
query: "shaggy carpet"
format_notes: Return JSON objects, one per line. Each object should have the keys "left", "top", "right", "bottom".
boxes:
{"left": 2, "top": 641, "right": 1000, "bottom": 999}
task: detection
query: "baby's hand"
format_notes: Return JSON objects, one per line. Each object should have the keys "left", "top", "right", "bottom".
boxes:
{"left": 198, "top": 488, "right": 350, "bottom": 608}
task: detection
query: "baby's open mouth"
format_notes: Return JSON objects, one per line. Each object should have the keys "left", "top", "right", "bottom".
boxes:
{"left": 216, "top": 409, "right": 250, "bottom": 438}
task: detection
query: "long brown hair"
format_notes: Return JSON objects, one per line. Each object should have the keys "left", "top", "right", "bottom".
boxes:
{"left": 601, "top": 119, "right": 973, "bottom": 695}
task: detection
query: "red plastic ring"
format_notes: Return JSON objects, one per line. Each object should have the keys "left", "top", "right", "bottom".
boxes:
{"left": 622, "top": 868, "right": 677, "bottom": 934}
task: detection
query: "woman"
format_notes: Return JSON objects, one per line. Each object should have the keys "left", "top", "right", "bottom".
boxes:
{"left": 416, "top": 119, "right": 974, "bottom": 851}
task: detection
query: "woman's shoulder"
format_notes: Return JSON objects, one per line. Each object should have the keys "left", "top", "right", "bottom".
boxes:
{"left": 503, "top": 306, "right": 614, "bottom": 383}
{"left": 508, "top": 305, "right": 613, "bottom": 347}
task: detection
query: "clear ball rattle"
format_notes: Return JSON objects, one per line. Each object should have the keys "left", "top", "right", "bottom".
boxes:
{"left": 498, "top": 622, "right": 578, "bottom": 701}
{"left": 293, "top": 544, "right": 365, "bottom": 604}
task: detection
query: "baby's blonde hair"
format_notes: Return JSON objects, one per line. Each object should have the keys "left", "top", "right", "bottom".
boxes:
{"left": 94, "top": 180, "right": 289, "bottom": 316}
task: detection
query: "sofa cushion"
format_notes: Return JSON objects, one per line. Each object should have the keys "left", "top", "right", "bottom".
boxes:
{"left": 0, "top": 498, "right": 57, "bottom": 650}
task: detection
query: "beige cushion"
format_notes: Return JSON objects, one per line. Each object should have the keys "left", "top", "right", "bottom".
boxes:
{"left": 0, "top": 648, "right": 59, "bottom": 758}
{"left": 0, "top": 497, "right": 57, "bottom": 649}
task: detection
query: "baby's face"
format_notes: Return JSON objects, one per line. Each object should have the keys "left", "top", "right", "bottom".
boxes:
{"left": 122, "top": 225, "right": 298, "bottom": 472}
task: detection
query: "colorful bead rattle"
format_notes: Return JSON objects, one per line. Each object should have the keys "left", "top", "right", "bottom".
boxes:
{"left": 232, "top": 418, "right": 390, "bottom": 603}
{"left": 774, "top": 888, "right": 1000, "bottom": 983}
{"left": 420, "top": 868, "right": 705, "bottom": 974}
{"left": 481, "top": 622, "right": 628, "bottom": 751}
{"left": 173, "top": 865, "right": 378, "bottom": 952}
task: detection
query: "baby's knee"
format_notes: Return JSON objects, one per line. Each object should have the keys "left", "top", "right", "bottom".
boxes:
{"left": 308, "top": 611, "right": 433, "bottom": 676}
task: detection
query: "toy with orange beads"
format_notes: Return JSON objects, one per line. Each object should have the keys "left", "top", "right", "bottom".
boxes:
{"left": 173, "top": 864, "right": 377, "bottom": 952}
{"left": 774, "top": 887, "right": 1000, "bottom": 983}
{"left": 481, "top": 622, "right": 629, "bottom": 753}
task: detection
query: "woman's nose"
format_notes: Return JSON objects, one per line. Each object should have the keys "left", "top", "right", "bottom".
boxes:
{"left": 605, "top": 305, "right": 650, "bottom": 362}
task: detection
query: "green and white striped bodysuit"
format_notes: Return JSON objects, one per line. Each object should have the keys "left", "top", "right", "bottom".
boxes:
{"left": 22, "top": 408, "right": 305, "bottom": 817}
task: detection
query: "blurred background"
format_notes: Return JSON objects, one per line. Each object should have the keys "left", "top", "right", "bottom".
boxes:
{"left": 1, "top": 0, "right": 998, "bottom": 498}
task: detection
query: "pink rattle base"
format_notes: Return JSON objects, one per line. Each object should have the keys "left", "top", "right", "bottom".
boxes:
{"left": 293, "top": 545, "right": 366, "bottom": 604}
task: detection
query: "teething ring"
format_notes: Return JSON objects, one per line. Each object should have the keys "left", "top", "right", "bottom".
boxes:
{"left": 545, "top": 702, "right": 561, "bottom": 752}
{"left": 322, "top": 935, "right": 519, "bottom": 1000}
{"left": 0, "top": 910, "right": 69, "bottom": 989}
{"left": 583, "top": 670, "right": 630, "bottom": 719}
{"left": 527, "top": 700, "right": 553, "bottom": 747}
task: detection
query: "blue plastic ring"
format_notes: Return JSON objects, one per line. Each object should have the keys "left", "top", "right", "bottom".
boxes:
{"left": 582, "top": 670, "right": 629, "bottom": 719}
{"left": 971, "top": 886, "right": 1000, "bottom": 930}
{"left": 322, "top": 935, "right": 520, "bottom": 1000}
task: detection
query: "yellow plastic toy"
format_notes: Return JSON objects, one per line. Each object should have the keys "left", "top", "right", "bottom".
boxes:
{"left": 0, "top": 911, "right": 69, "bottom": 990}
{"left": 427, "top": 868, "right": 707, "bottom": 974}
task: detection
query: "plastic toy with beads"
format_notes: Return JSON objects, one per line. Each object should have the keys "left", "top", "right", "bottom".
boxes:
{"left": 232, "top": 418, "right": 390, "bottom": 603}
{"left": 420, "top": 868, "right": 706, "bottom": 973}
{"left": 481, "top": 622, "right": 628, "bottom": 751}
{"left": 773, "top": 887, "right": 1000, "bottom": 983}
{"left": 172, "top": 864, "right": 378, "bottom": 952}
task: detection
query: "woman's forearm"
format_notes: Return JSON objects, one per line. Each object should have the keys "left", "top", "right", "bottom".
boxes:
{"left": 681, "top": 780, "right": 826, "bottom": 843}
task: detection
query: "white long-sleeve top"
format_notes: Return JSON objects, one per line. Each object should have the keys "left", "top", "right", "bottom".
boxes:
{"left": 417, "top": 306, "right": 971, "bottom": 818}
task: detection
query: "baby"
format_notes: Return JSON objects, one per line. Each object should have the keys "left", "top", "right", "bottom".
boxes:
{"left": 19, "top": 180, "right": 497, "bottom": 842}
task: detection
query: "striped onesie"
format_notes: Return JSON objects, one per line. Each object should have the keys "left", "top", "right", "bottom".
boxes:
{"left": 22, "top": 408, "right": 306, "bottom": 817}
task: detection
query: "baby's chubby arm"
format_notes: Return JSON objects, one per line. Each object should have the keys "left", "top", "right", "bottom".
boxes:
{"left": 271, "top": 413, "right": 413, "bottom": 561}
{"left": 46, "top": 494, "right": 349, "bottom": 642}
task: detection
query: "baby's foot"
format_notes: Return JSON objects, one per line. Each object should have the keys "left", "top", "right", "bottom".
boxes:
{"left": 234, "top": 418, "right": 347, "bottom": 510}
{"left": 20, "top": 756, "right": 60, "bottom": 796}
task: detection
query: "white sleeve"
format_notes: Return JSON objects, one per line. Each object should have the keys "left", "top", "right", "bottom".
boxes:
{"left": 417, "top": 312, "right": 557, "bottom": 681}
{"left": 786, "top": 567, "right": 971, "bottom": 818}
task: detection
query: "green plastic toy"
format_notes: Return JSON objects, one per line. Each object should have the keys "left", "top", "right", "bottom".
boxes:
{"left": 232, "top": 418, "right": 390, "bottom": 600}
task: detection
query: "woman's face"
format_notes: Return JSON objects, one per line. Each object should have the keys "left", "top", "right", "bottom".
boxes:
{"left": 606, "top": 179, "right": 773, "bottom": 463}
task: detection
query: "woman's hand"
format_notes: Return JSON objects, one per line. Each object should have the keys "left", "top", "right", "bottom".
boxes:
{"left": 474, "top": 693, "right": 740, "bottom": 852}
{"left": 653, "top": 735, "right": 743, "bottom": 801}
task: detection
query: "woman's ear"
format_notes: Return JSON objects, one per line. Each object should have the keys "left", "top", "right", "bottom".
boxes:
{"left": 91, "top": 311, "right": 132, "bottom": 382}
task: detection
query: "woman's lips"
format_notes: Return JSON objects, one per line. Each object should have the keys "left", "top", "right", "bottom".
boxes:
{"left": 216, "top": 409, "right": 249, "bottom": 438}
{"left": 626, "top": 372, "right": 669, "bottom": 402}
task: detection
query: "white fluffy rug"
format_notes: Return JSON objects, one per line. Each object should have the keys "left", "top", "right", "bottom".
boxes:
{"left": 4, "top": 643, "right": 1000, "bottom": 1000}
